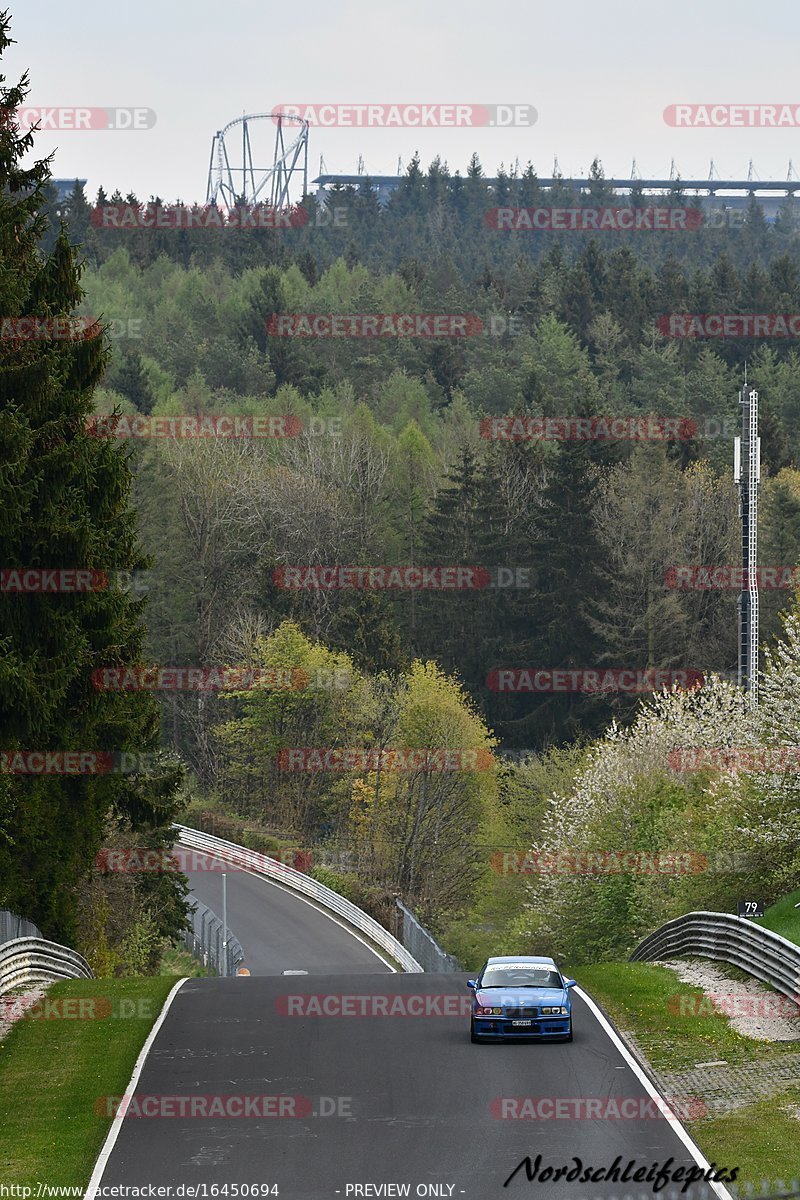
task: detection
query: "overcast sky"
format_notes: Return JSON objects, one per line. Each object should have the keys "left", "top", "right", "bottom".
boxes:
{"left": 8, "top": 0, "right": 800, "bottom": 202}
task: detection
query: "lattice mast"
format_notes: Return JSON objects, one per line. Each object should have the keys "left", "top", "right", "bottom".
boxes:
{"left": 734, "top": 383, "right": 760, "bottom": 703}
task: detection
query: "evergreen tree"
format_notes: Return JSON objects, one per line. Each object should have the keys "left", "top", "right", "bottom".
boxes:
{"left": 112, "top": 348, "right": 154, "bottom": 413}
{"left": 524, "top": 436, "right": 612, "bottom": 745}
{"left": 0, "top": 15, "right": 183, "bottom": 940}
{"left": 417, "top": 445, "right": 491, "bottom": 692}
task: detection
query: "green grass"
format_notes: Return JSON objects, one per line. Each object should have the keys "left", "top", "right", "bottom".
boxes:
{"left": 576, "top": 961, "right": 800, "bottom": 1190}
{"left": 0, "top": 976, "right": 179, "bottom": 1186}
{"left": 575, "top": 961, "right": 797, "bottom": 1071}
{"left": 755, "top": 887, "right": 800, "bottom": 945}
{"left": 679, "top": 1087, "right": 800, "bottom": 1187}
{"left": 159, "top": 944, "right": 207, "bottom": 977}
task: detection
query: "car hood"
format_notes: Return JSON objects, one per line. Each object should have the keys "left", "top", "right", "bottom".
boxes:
{"left": 475, "top": 987, "right": 566, "bottom": 1006}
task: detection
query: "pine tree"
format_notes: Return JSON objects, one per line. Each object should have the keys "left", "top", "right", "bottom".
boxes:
{"left": 0, "top": 16, "right": 182, "bottom": 939}
{"left": 417, "top": 445, "right": 491, "bottom": 692}
{"left": 113, "top": 348, "right": 154, "bottom": 413}
{"left": 523, "top": 432, "right": 614, "bottom": 746}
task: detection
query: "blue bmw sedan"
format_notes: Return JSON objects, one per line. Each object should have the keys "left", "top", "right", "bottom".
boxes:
{"left": 467, "top": 955, "right": 576, "bottom": 1042}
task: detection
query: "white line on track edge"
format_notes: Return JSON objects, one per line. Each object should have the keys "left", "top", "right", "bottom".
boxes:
{"left": 85, "top": 976, "right": 189, "bottom": 1195}
{"left": 575, "top": 985, "right": 735, "bottom": 1200}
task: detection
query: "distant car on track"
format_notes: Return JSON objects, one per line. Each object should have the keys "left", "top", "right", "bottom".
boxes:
{"left": 467, "top": 955, "right": 576, "bottom": 1043}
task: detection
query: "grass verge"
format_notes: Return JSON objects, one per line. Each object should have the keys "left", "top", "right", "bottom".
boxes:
{"left": 0, "top": 976, "right": 178, "bottom": 1186}
{"left": 755, "top": 886, "right": 800, "bottom": 945}
{"left": 690, "top": 1087, "right": 800, "bottom": 1187}
{"left": 159, "top": 944, "right": 207, "bottom": 977}
{"left": 574, "top": 961, "right": 797, "bottom": 1071}
{"left": 576, "top": 961, "right": 800, "bottom": 1186}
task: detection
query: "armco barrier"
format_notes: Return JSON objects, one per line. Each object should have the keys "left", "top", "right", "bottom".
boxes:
{"left": 0, "top": 907, "right": 42, "bottom": 946}
{"left": 174, "top": 824, "right": 423, "bottom": 972}
{"left": 631, "top": 910, "right": 800, "bottom": 1003}
{"left": 0, "top": 937, "right": 94, "bottom": 995}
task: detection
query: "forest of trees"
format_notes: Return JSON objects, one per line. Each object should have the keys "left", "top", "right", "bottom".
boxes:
{"left": 4, "top": 10, "right": 800, "bottom": 968}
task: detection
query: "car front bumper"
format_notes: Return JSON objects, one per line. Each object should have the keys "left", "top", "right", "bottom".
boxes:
{"left": 472, "top": 1015, "right": 570, "bottom": 1039}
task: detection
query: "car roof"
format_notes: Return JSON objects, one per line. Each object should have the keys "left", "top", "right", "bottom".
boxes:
{"left": 484, "top": 956, "right": 557, "bottom": 967}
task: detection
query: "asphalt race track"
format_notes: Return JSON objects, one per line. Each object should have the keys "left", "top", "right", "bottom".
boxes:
{"left": 90, "top": 858, "right": 732, "bottom": 1199}
{"left": 181, "top": 850, "right": 394, "bottom": 975}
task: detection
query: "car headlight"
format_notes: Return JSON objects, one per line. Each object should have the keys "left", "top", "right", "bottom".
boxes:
{"left": 541, "top": 1006, "right": 569, "bottom": 1015}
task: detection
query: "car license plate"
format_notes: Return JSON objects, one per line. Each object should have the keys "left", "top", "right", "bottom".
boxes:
{"left": 511, "top": 1019, "right": 532, "bottom": 1026}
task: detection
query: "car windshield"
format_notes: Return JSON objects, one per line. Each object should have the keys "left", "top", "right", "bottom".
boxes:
{"left": 479, "top": 965, "right": 563, "bottom": 989}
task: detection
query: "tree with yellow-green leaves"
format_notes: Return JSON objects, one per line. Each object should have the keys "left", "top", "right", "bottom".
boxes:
{"left": 213, "top": 623, "right": 499, "bottom": 920}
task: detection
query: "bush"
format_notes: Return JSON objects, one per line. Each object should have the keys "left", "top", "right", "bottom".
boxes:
{"left": 201, "top": 812, "right": 245, "bottom": 844}
{"left": 309, "top": 865, "right": 363, "bottom": 902}
{"left": 241, "top": 829, "right": 282, "bottom": 853}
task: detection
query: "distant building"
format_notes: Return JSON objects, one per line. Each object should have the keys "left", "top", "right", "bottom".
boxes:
{"left": 313, "top": 173, "right": 797, "bottom": 221}
{"left": 50, "top": 178, "right": 87, "bottom": 202}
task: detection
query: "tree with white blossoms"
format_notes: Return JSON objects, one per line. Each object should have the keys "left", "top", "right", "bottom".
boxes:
{"left": 506, "top": 666, "right": 800, "bottom": 963}
{"left": 752, "top": 606, "right": 800, "bottom": 883}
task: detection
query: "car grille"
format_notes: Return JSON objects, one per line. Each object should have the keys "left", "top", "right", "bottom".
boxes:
{"left": 503, "top": 1006, "right": 537, "bottom": 1018}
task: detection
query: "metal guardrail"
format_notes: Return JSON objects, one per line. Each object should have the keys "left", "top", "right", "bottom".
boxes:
{"left": 396, "top": 900, "right": 461, "bottom": 972}
{"left": 184, "top": 897, "right": 244, "bottom": 977}
{"left": 174, "top": 824, "right": 423, "bottom": 972}
{"left": 0, "top": 937, "right": 94, "bottom": 995}
{"left": 631, "top": 910, "right": 800, "bottom": 1003}
{"left": 0, "top": 908, "right": 43, "bottom": 947}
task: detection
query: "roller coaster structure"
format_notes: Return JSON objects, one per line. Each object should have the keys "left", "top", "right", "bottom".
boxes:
{"left": 205, "top": 113, "right": 309, "bottom": 209}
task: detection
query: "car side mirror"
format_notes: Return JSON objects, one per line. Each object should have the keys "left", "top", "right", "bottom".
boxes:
{"left": 467, "top": 980, "right": 477, "bottom": 990}
{"left": 564, "top": 979, "right": 576, "bottom": 989}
